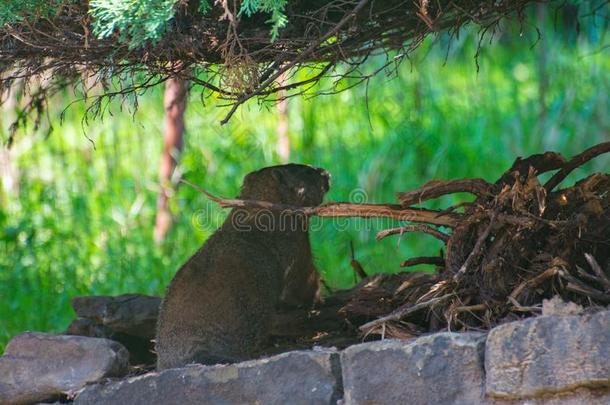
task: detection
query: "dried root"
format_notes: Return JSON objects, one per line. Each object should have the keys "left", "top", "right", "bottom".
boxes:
{"left": 359, "top": 142, "right": 610, "bottom": 337}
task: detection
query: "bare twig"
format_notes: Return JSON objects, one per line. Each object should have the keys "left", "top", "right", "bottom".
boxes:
{"left": 496, "top": 151, "right": 566, "bottom": 188}
{"left": 359, "top": 293, "right": 454, "bottom": 332}
{"left": 181, "top": 179, "right": 461, "bottom": 227}
{"left": 376, "top": 224, "right": 450, "bottom": 242}
{"left": 435, "top": 201, "right": 474, "bottom": 216}
{"left": 575, "top": 265, "right": 603, "bottom": 286}
{"left": 350, "top": 241, "right": 368, "bottom": 280}
{"left": 401, "top": 256, "right": 445, "bottom": 268}
{"left": 584, "top": 253, "right": 610, "bottom": 291}
{"left": 397, "top": 178, "right": 492, "bottom": 206}
{"left": 315, "top": 203, "right": 460, "bottom": 226}
{"left": 453, "top": 303, "right": 487, "bottom": 313}
{"left": 507, "top": 296, "right": 542, "bottom": 313}
{"left": 545, "top": 142, "right": 610, "bottom": 192}
{"left": 509, "top": 266, "right": 560, "bottom": 300}
{"left": 559, "top": 270, "right": 610, "bottom": 304}
{"left": 452, "top": 212, "right": 497, "bottom": 282}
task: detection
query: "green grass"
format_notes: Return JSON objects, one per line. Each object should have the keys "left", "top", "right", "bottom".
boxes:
{"left": 1, "top": 14, "right": 609, "bottom": 351}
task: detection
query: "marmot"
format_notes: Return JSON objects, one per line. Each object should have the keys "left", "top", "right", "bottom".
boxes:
{"left": 155, "top": 164, "right": 330, "bottom": 370}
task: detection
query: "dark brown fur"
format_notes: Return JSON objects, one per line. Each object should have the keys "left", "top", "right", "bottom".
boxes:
{"left": 155, "top": 164, "right": 330, "bottom": 369}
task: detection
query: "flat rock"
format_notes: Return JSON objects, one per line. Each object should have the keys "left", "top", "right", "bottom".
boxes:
{"left": 0, "top": 332, "right": 129, "bottom": 405}
{"left": 65, "top": 318, "right": 156, "bottom": 366}
{"left": 71, "top": 294, "right": 161, "bottom": 338}
{"left": 75, "top": 349, "right": 341, "bottom": 405}
{"left": 341, "top": 332, "right": 486, "bottom": 405}
{"left": 65, "top": 318, "right": 115, "bottom": 338}
{"left": 485, "top": 309, "right": 610, "bottom": 399}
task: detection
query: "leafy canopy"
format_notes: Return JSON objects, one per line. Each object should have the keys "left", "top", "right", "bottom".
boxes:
{"left": 0, "top": 0, "right": 67, "bottom": 25}
{"left": 239, "top": 0, "right": 288, "bottom": 39}
{"left": 0, "top": 0, "right": 288, "bottom": 48}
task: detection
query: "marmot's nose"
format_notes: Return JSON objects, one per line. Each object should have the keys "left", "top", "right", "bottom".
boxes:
{"left": 318, "top": 169, "right": 331, "bottom": 192}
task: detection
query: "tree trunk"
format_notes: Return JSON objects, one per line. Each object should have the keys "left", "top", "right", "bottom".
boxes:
{"left": 1, "top": 82, "right": 21, "bottom": 196}
{"left": 154, "top": 77, "right": 188, "bottom": 243}
{"left": 276, "top": 73, "right": 290, "bottom": 163}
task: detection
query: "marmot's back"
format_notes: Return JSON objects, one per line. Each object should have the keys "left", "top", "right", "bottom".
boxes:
{"left": 156, "top": 234, "right": 281, "bottom": 368}
{"left": 155, "top": 164, "right": 330, "bottom": 370}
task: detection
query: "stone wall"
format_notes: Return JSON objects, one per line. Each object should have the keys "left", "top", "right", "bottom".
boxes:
{"left": 1, "top": 300, "right": 609, "bottom": 405}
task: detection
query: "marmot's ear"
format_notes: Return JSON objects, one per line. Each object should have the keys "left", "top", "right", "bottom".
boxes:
{"left": 240, "top": 171, "right": 259, "bottom": 198}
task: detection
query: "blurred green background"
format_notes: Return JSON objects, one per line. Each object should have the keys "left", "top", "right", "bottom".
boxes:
{"left": 0, "top": 8, "right": 608, "bottom": 350}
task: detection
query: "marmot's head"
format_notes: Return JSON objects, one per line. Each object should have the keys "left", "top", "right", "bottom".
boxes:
{"left": 240, "top": 164, "right": 330, "bottom": 206}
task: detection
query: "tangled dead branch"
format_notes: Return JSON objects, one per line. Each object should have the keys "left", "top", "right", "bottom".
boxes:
{"left": 180, "top": 179, "right": 461, "bottom": 227}
{"left": 360, "top": 142, "right": 610, "bottom": 336}
{"left": 3, "top": 0, "right": 604, "bottom": 132}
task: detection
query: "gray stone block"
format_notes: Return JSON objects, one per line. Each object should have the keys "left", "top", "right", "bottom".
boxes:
{"left": 71, "top": 294, "right": 160, "bottom": 338}
{"left": 0, "top": 332, "right": 129, "bottom": 405}
{"left": 75, "top": 349, "right": 341, "bottom": 405}
{"left": 485, "top": 309, "right": 610, "bottom": 399}
{"left": 341, "top": 332, "right": 486, "bottom": 405}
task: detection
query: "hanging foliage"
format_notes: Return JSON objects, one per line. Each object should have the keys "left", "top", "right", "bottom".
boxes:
{"left": 0, "top": 0, "right": 608, "bottom": 133}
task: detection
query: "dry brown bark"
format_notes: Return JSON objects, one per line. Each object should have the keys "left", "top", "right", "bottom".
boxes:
{"left": 154, "top": 77, "right": 188, "bottom": 243}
